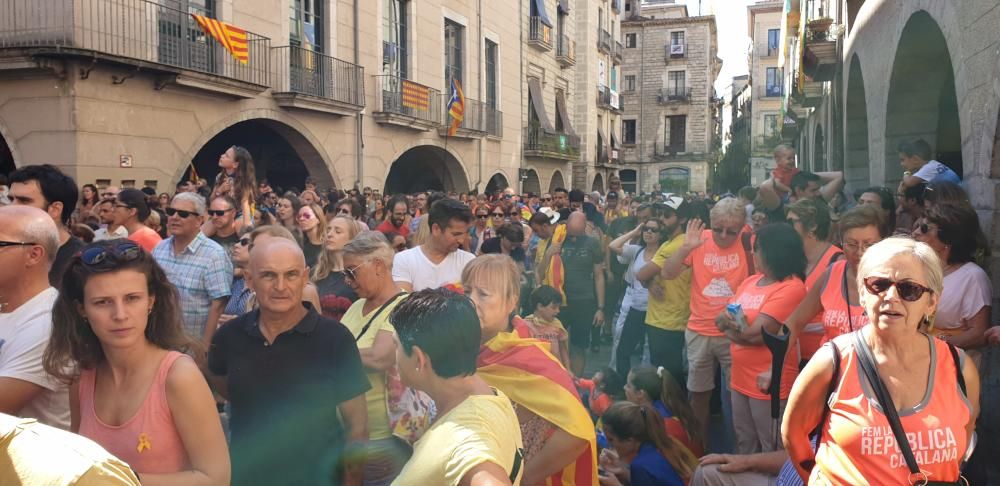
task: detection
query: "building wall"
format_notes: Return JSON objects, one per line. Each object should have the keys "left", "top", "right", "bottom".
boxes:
{"left": 747, "top": 2, "right": 783, "bottom": 185}
{"left": 619, "top": 13, "right": 719, "bottom": 193}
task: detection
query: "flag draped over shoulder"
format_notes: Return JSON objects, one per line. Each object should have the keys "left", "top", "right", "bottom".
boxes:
{"left": 446, "top": 78, "right": 465, "bottom": 136}
{"left": 477, "top": 317, "right": 598, "bottom": 486}
{"left": 541, "top": 224, "right": 567, "bottom": 305}
{"left": 191, "top": 14, "right": 249, "bottom": 64}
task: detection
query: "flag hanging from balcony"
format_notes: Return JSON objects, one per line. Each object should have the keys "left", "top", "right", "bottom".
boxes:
{"left": 191, "top": 14, "right": 249, "bottom": 64}
{"left": 447, "top": 78, "right": 465, "bottom": 136}
{"left": 401, "top": 80, "right": 430, "bottom": 111}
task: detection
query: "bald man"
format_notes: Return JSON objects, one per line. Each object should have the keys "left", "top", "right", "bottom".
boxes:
{"left": 555, "top": 211, "right": 606, "bottom": 376}
{"left": 208, "top": 239, "right": 369, "bottom": 486}
{"left": 0, "top": 206, "right": 70, "bottom": 429}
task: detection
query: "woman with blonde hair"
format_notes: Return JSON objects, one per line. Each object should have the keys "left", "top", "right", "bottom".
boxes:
{"left": 312, "top": 215, "right": 361, "bottom": 320}
{"left": 463, "top": 254, "right": 598, "bottom": 485}
{"left": 783, "top": 237, "right": 980, "bottom": 484}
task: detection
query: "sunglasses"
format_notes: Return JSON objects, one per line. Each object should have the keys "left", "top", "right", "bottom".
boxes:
{"left": 298, "top": 212, "right": 314, "bottom": 220}
{"left": 344, "top": 260, "right": 372, "bottom": 281}
{"left": 207, "top": 208, "right": 233, "bottom": 217}
{"left": 492, "top": 213, "right": 505, "bottom": 217}
{"left": 0, "top": 240, "right": 37, "bottom": 248}
{"left": 164, "top": 207, "right": 197, "bottom": 218}
{"left": 238, "top": 237, "right": 252, "bottom": 247}
{"left": 712, "top": 227, "right": 741, "bottom": 236}
{"left": 541, "top": 197, "right": 552, "bottom": 202}
{"left": 337, "top": 208, "right": 351, "bottom": 215}
{"left": 915, "top": 223, "right": 934, "bottom": 235}
{"left": 642, "top": 226, "right": 660, "bottom": 233}
{"left": 477, "top": 214, "right": 489, "bottom": 219}
{"left": 863, "top": 276, "right": 933, "bottom": 302}
{"left": 81, "top": 241, "right": 141, "bottom": 270}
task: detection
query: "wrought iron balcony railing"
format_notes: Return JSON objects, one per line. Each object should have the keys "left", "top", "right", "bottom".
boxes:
{"left": 272, "top": 45, "right": 363, "bottom": 108}
{"left": 373, "top": 75, "right": 443, "bottom": 129}
{"left": 524, "top": 126, "right": 580, "bottom": 160}
{"left": 528, "top": 16, "right": 553, "bottom": 51}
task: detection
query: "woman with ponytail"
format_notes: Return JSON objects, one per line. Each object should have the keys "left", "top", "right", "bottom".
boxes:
{"left": 625, "top": 365, "right": 703, "bottom": 457}
{"left": 599, "top": 402, "right": 698, "bottom": 486}
{"left": 212, "top": 145, "right": 257, "bottom": 231}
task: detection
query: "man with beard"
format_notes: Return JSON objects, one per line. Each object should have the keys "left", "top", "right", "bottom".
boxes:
{"left": 93, "top": 199, "right": 128, "bottom": 241}
{"left": 376, "top": 196, "right": 410, "bottom": 238}
{"left": 552, "top": 187, "right": 570, "bottom": 210}
{"left": 392, "top": 198, "right": 474, "bottom": 292}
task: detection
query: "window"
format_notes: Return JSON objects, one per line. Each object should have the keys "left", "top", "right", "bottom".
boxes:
{"left": 763, "top": 114, "right": 779, "bottom": 137}
{"left": 290, "top": 0, "right": 322, "bottom": 50}
{"left": 444, "top": 19, "right": 464, "bottom": 91}
{"left": 659, "top": 167, "right": 691, "bottom": 193}
{"left": 159, "top": 0, "right": 215, "bottom": 71}
{"left": 766, "top": 67, "right": 781, "bottom": 96}
{"left": 624, "top": 74, "right": 636, "bottom": 92}
{"left": 623, "top": 120, "right": 637, "bottom": 144}
{"left": 383, "top": 0, "right": 407, "bottom": 78}
{"left": 485, "top": 39, "right": 498, "bottom": 109}
{"left": 667, "top": 71, "right": 686, "bottom": 95}
{"left": 619, "top": 169, "right": 637, "bottom": 194}
{"left": 625, "top": 33, "right": 637, "bottom": 48}
{"left": 767, "top": 28, "right": 779, "bottom": 55}
{"left": 665, "top": 115, "right": 686, "bottom": 152}
{"left": 670, "top": 31, "right": 685, "bottom": 47}
{"left": 625, "top": 1, "right": 631, "bottom": 12}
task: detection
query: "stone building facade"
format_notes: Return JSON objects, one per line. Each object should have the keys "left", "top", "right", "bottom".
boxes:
{"left": 747, "top": 0, "right": 783, "bottom": 186}
{"left": 618, "top": 1, "right": 720, "bottom": 194}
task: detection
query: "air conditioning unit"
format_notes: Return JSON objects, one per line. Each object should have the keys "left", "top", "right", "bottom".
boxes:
{"left": 670, "top": 44, "right": 685, "bottom": 55}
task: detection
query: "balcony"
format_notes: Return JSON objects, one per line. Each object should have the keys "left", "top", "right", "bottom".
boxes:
{"left": 598, "top": 28, "right": 612, "bottom": 53}
{"left": 524, "top": 126, "right": 580, "bottom": 161}
{"left": 613, "top": 40, "right": 624, "bottom": 63}
{"left": 556, "top": 35, "right": 576, "bottom": 67}
{"left": 528, "top": 17, "right": 553, "bottom": 51}
{"left": 666, "top": 43, "right": 686, "bottom": 59}
{"left": 757, "top": 42, "right": 779, "bottom": 58}
{"left": 373, "top": 75, "right": 443, "bottom": 131}
{"left": 611, "top": 0, "right": 621, "bottom": 13}
{"left": 803, "top": 37, "right": 837, "bottom": 82}
{"left": 271, "top": 46, "right": 363, "bottom": 116}
{"left": 484, "top": 104, "right": 503, "bottom": 138}
{"left": 658, "top": 87, "right": 692, "bottom": 103}
{"left": 0, "top": 0, "right": 271, "bottom": 98}
{"left": 438, "top": 97, "right": 493, "bottom": 139}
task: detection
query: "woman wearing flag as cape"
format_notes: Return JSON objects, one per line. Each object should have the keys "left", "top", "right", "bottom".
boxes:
{"left": 463, "top": 255, "right": 598, "bottom": 486}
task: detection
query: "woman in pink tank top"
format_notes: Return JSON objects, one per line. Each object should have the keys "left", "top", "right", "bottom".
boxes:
{"left": 44, "top": 240, "right": 230, "bottom": 485}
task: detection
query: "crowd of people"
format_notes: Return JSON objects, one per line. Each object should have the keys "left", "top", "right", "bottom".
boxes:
{"left": 0, "top": 137, "right": 998, "bottom": 486}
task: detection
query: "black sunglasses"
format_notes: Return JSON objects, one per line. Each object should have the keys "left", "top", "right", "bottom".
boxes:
{"left": 863, "top": 276, "right": 933, "bottom": 302}
{"left": 238, "top": 237, "right": 252, "bottom": 247}
{"left": 476, "top": 214, "right": 489, "bottom": 219}
{"left": 712, "top": 227, "right": 741, "bottom": 236}
{"left": 642, "top": 226, "right": 660, "bottom": 233}
{"left": 81, "top": 241, "right": 142, "bottom": 270}
{"left": 337, "top": 208, "right": 351, "bottom": 215}
{"left": 492, "top": 213, "right": 505, "bottom": 217}
{"left": 915, "top": 223, "right": 934, "bottom": 235}
{"left": 165, "top": 207, "right": 198, "bottom": 218}
{"left": 0, "top": 240, "right": 37, "bottom": 248}
{"left": 207, "top": 208, "right": 233, "bottom": 217}
{"left": 541, "top": 197, "right": 552, "bottom": 202}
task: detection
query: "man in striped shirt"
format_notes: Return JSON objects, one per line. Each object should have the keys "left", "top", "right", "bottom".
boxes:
{"left": 152, "top": 192, "right": 232, "bottom": 350}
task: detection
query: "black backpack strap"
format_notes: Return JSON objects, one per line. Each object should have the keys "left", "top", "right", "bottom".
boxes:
{"left": 355, "top": 292, "right": 406, "bottom": 343}
{"left": 741, "top": 232, "right": 755, "bottom": 275}
{"left": 509, "top": 448, "right": 523, "bottom": 482}
{"left": 946, "top": 342, "right": 967, "bottom": 396}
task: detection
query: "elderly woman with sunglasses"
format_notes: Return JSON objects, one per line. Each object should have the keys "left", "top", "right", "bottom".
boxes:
{"left": 783, "top": 237, "right": 980, "bottom": 485}
{"left": 44, "top": 240, "right": 230, "bottom": 485}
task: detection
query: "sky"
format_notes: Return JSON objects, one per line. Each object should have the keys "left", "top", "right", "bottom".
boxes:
{"left": 670, "top": 0, "right": 756, "bottom": 95}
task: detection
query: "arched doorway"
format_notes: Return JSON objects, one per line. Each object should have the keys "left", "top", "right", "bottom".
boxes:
{"left": 188, "top": 119, "right": 332, "bottom": 193}
{"left": 813, "top": 124, "right": 825, "bottom": 172}
{"left": 0, "top": 131, "right": 14, "bottom": 176}
{"left": 384, "top": 145, "right": 469, "bottom": 194}
{"left": 522, "top": 169, "right": 541, "bottom": 195}
{"left": 846, "top": 54, "right": 870, "bottom": 190}
{"left": 884, "top": 11, "right": 961, "bottom": 185}
{"left": 549, "top": 170, "right": 566, "bottom": 192}
{"left": 485, "top": 172, "right": 509, "bottom": 196}
{"left": 592, "top": 173, "right": 605, "bottom": 193}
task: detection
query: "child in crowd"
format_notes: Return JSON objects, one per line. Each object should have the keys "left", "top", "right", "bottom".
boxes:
{"left": 769, "top": 144, "right": 800, "bottom": 199}
{"left": 575, "top": 367, "right": 625, "bottom": 419}
{"left": 525, "top": 285, "right": 571, "bottom": 370}
{"left": 625, "top": 365, "right": 704, "bottom": 458}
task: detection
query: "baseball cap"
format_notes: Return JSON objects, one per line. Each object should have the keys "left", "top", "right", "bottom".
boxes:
{"left": 117, "top": 188, "right": 151, "bottom": 221}
{"left": 536, "top": 206, "right": 561, "bottom": 224}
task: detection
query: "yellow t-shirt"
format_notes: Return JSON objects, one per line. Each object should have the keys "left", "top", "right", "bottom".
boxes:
{"left": 341, "top": 296, "right": 403, "bottom": 441}
{"left": 393, "top": 390, "right": 524, "bottom": 486}
{"left": 645, "top": 234, "right": 692, "bottom": 331}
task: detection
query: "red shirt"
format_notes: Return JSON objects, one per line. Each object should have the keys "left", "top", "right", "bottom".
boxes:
{"left": 376, "top": 219, "right": 409, "bottom": 237}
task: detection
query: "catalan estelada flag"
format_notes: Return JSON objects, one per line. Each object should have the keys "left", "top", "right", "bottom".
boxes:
{"left": 541, "top": 224, "right": 568, "bottom": 305}
{"left": 446, "top": 78, "right": 465, "bottom": 136}
{"left": 477, "top": 317, "right": 598, "bottom": 486}
{"left": 191, "top": 14, "right": 249, "bottom": 64}
{"left": 401, "top": 79, "right": 430, "bottom": 111}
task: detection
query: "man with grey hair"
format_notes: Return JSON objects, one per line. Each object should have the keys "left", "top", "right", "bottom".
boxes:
{"left": 0, "top": 205, "right": 70, "bottom": 429}
{"left": 153, "top": 192, "right": 232, "bottom": 349}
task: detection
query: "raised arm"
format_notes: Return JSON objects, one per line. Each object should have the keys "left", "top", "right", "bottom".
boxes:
{"left": 661, "top": 220, "right": 704, "bottom": 280}
{"left": 815, "top": 171, "right": 845, "bottom": 203}
{"left": 609, "top": 225, "right": 642, "bottom": 256}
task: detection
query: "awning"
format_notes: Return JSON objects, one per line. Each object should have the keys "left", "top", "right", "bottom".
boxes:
{"left": 597, "top": 126, "right": 609, "bottom": 162}
{"left": 611, "top": 129, "right": 620, "bottom": 149}
{"left": 528, "top": 78, "right": 554, "bottom": 131}
{"left": 555, "top": 90, "right": 576, "bottom": 135}
{"left": 533, "top": 0, "right": 554, "bottom": 27}
{"left": 558, "top": 0, "right": 570, "bottom": 15}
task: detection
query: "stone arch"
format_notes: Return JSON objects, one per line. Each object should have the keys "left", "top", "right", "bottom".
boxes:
{"left": 883, "top": 10, "right": 962, "bottom": 185}
{"left": 846, "top": 54, "right": 870, "bottom": 191}
{"left": 178, "top": 109, "right": 339, "bottom": 190}
{"left": 522, "top": 168, "right": 541, "bottom": 195}
{"left": 592, "top": 173, "right": 605, "bottom": 193}
{"left": 486, "top": 172, "right": 510, "bottom": 195}
{"left": 549, "top": 170, "right": 566, "bottom": 192}
{"left": 384, "top": 145, "right": 470, "bottom": 194}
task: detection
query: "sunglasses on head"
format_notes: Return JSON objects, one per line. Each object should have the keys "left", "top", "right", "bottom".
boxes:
{"left": 164, "top": 207, "right": 197, "bottom": 218}
{"left": 81, "top": 241, "right": 142, "bottom": 270}
{"left": 207, "top": 208, "right": 232, "bottom": 217}
{"left": 862, "top": 276, "right": 932, "bottom": 302}
{"left": 712, "top": 227, "right": 740, "bottom": 236}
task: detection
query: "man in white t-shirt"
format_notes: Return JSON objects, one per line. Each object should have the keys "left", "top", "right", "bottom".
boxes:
{"left": 898, "top": 139, "right": 961, "bottom": 195}
{"left": 393, "top": 198, "right": 475, "bottom": 291}
{"left": 0, "top": 205, "right": 70, "bottom": 429}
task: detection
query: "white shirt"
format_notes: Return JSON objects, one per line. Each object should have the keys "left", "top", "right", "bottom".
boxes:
{"left": 93, "top": 225, "right": 128, "bottom": 241}
{"left": 913, "top": 160, "right": 961, "bottom": 184}
{"left": 935, "top": 262, "right": 991, "bottom": 330}
{"left": 617, "top": 244, "right": 651, "bottom": 311}
{"left": 392, "top": 246, "right": 475, "bottom": 291}
{"left": 0, "top": 288, "right": 70, "bottom": 429}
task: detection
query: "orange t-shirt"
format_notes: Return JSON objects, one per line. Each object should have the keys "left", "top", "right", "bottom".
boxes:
{"left": 129, "top": 227, "right": 163, "bottom": 253}
{"left": 820, "top": 260, "right": 869, "bottom": 340}
{"left": 812, "top": 336, "right": 971, "bottom": 485}
{"left": 729, "top": 275, "right": 806, "bottom": 400}
{"left": 800, "top": 245, "right": 843, "bottom": 360}
{"left": 683, "top": 230, "right": 750, "bottom": 336}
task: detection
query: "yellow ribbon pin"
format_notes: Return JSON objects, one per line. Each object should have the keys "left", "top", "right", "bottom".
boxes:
{"left": 136, "top": 432, "right": 152, "bottom": 453}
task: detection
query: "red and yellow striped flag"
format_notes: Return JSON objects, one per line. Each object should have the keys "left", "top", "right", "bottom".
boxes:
{"left": 401, "top": 79, "right": 430, "bottom": 110}
{"left": 191, "top": 14, "right": 249, "bottom": 64}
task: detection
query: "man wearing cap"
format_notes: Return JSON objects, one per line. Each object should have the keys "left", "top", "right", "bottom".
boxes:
{"left": 114, "top": 188, "right": 162, "bottom": 252}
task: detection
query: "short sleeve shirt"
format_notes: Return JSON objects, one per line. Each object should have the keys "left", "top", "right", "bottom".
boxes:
{"left": 935, "top": 262, "right": 991, "bottom": 331}
{"left": 646, "top": 235, "right": 692, "bottom": 331}
{"left": 128, "top": 227, "right": 162, "bottom": 253}
{"left": 913, "top": 160, "right": 961, "bottom": 184}
{"left": 683, "top": 231, "right": 750, "bottom": 336}
{"left": 340, "top": 296, "right": 403, "bottom": 441}
{"left": 392, "top": 247, "right": 475, "bottom": 291}
{"left": 152, "top": 233, "right": 233, "bottom": 338}
{"left": 560, "top": 235, "right": 604, "bottom": 302}
{"left": 208, "top": 305, "right": 370, "bottom": 485}
{"left": 728, "top": 275, "right": 807, "bottom": 400}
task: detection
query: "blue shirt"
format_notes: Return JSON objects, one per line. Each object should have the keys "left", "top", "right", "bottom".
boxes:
{"left": 152, "top": 232, "right": 233, "bottom": 338}
{"left": 630, "top": 442, "right": 684, "bottom": 486}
